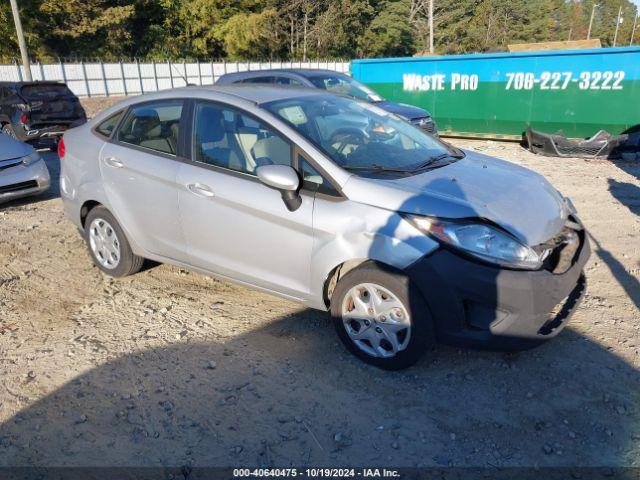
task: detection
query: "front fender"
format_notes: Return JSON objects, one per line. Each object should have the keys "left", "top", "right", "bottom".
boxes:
{"left": 308, "top": 205, "right": 439, "bottom": 309}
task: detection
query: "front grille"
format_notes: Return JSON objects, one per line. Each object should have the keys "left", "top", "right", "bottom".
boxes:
{"left": 0, "top": 180, "right": 38, "bottom": 194}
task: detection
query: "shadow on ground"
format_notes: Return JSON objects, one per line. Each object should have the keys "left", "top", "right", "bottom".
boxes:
{"left": 589, "top": 232, "right": 640, "bottom": 310}
{"left": 0, "top": 310, "right": 637, "bottom": 469}
{"left": 599, "top": 159, "right": 640, "bottom": 310}
{"left": 608, "top": 157, "right": 640, "bottom": 214}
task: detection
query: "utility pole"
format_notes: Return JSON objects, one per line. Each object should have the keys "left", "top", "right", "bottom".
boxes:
{"left": 587, "top": 3, "right": 596, "bottom": 40}
{"left": 631, "top": 15, "right": 638, "bottom": 46}
{"left": 429, "top": 0, "right": 434, "bottom": 54}
{"left": 9, "top": 0, "right": 32, "bottom": 81}
{"left": 613, "top": 6, "right": 623, "bottom": 46}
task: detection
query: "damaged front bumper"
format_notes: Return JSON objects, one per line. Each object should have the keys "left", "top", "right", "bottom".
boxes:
{"left": 525, "top": 127, "right": 640, "bottom": 159}
{"left": 405, "top": 229, "right": 591, "bottom": 350}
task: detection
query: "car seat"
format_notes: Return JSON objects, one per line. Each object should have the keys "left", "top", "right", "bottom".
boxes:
{"left": 195, "top": 106, "right": 245, "bottom": 170}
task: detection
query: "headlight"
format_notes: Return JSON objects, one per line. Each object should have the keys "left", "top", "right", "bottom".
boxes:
{"left": 411, "top": 117, "right": 432, "bottom": 127}
{"left": 405, "top": 215, "right": 542, "bottom": 270}
{"left": 21, "top": 152, "right": 41, "bottom": 166}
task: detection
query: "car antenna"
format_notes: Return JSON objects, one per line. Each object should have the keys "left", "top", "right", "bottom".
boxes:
{"left": 170, "top": 62, "right": 196, "bottom": 87}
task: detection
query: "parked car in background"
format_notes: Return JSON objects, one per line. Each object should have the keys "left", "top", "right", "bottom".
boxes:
{"left": 0, "top": 81, "right": 86, "bottom": 147}
{"left": 60, "top": 86, "right": 589, "bottom": 370}
{"left": 216, "top": 69, "right": 438, "bottom": 135}
{"left": 0, "top": 134, "right": 50, "bottom": 204}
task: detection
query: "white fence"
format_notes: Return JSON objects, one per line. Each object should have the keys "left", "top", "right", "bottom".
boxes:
{"left": 0, "top": 60, "right": 350, "bottom": 98}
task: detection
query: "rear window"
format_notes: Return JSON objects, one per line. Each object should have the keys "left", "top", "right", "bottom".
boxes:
{"left": 20, "top": 84, "right": 75, "bottom": 101}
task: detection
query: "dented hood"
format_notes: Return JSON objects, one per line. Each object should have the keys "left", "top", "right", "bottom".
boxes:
{"left": 342, "top": 150, "right": 569, "bottom": 246}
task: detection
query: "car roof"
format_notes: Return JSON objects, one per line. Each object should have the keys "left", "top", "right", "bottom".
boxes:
{"left": 218, "top": 69, "right": 346, "bottom": 81}
{"left": 0, "top": 81, "right": 68, "bottom": 87}
{"left": 127, "top": 84, "right": 328, "bottom": 105}
{"left": 90, "top": 84, "right": 331, "bottom": 121}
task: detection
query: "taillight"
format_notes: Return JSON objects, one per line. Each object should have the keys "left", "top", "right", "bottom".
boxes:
{"left": 20, "top": 113, "right": 27, "bottom": 123}
{"left": 57, "top": 137, "right": 66, "bottom": 159}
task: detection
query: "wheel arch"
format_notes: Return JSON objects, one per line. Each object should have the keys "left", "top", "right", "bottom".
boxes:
{"left": 80, "top": 200, "right": 102, "bottom": 228}
{"left": 322, "top": 258, "right": 410, "bottom": 309}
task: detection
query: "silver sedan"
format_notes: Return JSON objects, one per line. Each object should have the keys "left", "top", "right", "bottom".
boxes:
{"left": 59, "top": 86, "right": 590, "bottom": 370}
{"left": 0, "top": 134, "right": 50, "bottom": 204}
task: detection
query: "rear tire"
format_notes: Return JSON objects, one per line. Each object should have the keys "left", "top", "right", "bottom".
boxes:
{"left": 84, "top": 206, "right": 144, "bottom": 277}
{"left": 330, "top": 261, "right": 435, "bottom": 370}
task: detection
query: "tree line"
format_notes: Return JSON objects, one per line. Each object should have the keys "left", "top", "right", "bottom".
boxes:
{"left": 0, "top": 0, "right": 638, "bottom": 62}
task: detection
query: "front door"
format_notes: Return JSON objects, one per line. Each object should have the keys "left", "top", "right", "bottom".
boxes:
{"left": 177, "top": 101, "right": 314, "bottom": 299}
{"left": 101, "top": 99, "right": 187, "bottom": 261}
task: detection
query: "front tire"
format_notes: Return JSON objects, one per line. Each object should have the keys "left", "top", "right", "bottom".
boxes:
{"left": 84, "top": 206, "right": 143, "bottom": 277}
{"left": 330, "top": 262, "right": 435, "bottom": 370}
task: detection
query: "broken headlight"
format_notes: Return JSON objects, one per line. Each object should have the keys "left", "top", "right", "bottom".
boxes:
{"left": 405, "top": 215, "right": 543, "bottom": 270}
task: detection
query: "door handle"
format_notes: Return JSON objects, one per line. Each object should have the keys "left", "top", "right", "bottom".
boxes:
{"left": 187, "top": 183, "right": 215, "bottom": 197}
{"left": 103, "top": 157, "right": 124, "bottom": 168}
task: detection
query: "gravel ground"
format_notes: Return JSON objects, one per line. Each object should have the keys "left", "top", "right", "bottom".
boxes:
{"left": 0, "top": 97, "right": 638, "bottom": 469}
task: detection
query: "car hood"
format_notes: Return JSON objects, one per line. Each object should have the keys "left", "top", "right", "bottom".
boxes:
{"left": 373, "top": 101, "right": 431, "bottom": 120}
{"left": 0, "top": 135, "right": 34, "bottom": 161}
{"left": 342, "top": 150, "right": 569, "bottom": 246}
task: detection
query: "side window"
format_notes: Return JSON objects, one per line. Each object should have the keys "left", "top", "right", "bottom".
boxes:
{"left": 299, "top": 156, "right": 339, "bottom": 196}
{"left": 192, "top": 102, "right": 291, "bottom": 175}
{"left": 95, "top": 111, "right": 123, "bottom": 138}
{"left": 242, "top": 77, "right": 274, "bottom": 84}
{"left": 274, "top": 77, "right": 303, "bottom": 86}
{"left": 117, "top": 101, "right": 183, "bottom": 155}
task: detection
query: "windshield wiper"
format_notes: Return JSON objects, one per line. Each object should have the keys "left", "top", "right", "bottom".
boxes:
{"left": 342, "top": 164, "right": 414, "bottom": 173}
{"left": 342, "top": 151, "right": 465, "bottom": 174}
{"left": 408, "top": 152, "right": 465, "bottom": 172}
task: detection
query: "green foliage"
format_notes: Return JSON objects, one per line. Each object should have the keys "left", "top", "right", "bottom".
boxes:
{"left": 0, "top": 0, "right": 638, "bottom": 62}
{"left": 222, "top": 9, "right": 285, "bottom": 59}
{"left": 359, "top": 0, "right": 415, "bottom": 57}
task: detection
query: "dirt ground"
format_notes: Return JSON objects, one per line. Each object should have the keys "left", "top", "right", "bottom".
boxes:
{"left": 0, "top": 97, "right": 638, "bottom": 469}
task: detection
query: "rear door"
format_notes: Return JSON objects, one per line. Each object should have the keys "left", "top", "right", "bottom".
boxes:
{"left": 176, "top": 100, "right": 315, "bottom": 299}
{"left": 100, "top": 99, "right": 188, "bottom": 261}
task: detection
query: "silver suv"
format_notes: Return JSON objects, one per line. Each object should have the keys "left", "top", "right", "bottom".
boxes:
{"left": 59, "top": 86, "right": 590, "bottom": 370}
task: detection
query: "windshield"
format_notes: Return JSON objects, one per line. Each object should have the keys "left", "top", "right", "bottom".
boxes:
{"left": 263, "top": 94, "right": 460, "bottom": 174}
{"left": 307, "top": 74, "right": 383, "bottom": 102}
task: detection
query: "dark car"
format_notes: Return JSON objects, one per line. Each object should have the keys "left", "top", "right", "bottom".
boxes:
{"left": 0, "top": 81, "right": 86, "bottom": 146}
{"left": 216, "top": 69, "right": 438, "bottom": 135}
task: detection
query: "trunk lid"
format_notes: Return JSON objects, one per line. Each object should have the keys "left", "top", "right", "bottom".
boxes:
{"left": 19, "top": 83, "right": 85, "bottom": 123}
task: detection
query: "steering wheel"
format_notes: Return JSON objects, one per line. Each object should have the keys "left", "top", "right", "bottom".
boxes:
{"left": 329, "top": 129, "right": 367, "bottom": 157}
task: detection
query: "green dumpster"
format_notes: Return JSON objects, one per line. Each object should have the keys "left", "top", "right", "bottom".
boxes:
{"left": 350, "top": 46, "right": 640, "bottom": 140}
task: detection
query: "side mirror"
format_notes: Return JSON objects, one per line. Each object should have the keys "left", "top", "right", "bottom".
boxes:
{"left": 256, "top": 164, "right": 302, "bottom": 212}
